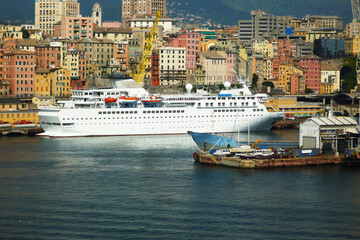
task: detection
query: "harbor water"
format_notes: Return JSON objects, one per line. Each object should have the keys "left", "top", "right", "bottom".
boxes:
{"left": 1, "top": 129, "right": 360, "bottom": 239}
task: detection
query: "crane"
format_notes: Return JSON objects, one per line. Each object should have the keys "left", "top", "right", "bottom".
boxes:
{"left": 131, "top": 10, "right": 162, "bottom": 85}
{"left": 351, "top": 0, "right": 360, "bottom": 87}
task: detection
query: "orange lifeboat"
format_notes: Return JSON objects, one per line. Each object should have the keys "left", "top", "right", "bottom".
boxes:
{"left": 119, "top": 96, "right": 139, "bottom": 103}
{"left": 105, "top": 97, "right": 117, "bottom": 104}
{"left": 141, "top": 96, "right": 163, "bottom": 103}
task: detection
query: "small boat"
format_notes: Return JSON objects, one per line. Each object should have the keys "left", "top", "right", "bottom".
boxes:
{"left": 284, "top": 113, "right": 295, "bottom": 120}
{"left": 12, "top": 120, "right": 36, "bottom": 128}
{"left": 105, "top": 97, "right": 117, "bottom": 104}
{"left": 141, "top": 96, "right": 163, "bottom": 103}
{"left": 119, "top": 96, "right": 139, "bottom": 103}
{"left": 0, "top": 121, "right": 11, "bottom": 128}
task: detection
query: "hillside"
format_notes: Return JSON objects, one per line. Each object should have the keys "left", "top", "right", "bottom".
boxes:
{"left": 0, "top": 0, "right": 353, "bottom": 26}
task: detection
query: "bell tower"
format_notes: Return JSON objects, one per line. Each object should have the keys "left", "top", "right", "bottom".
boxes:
{"left": 92, "top": 2, "right": 102, "bottom": 27}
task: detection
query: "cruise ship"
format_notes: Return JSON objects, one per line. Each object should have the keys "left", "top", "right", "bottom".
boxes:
{"left": 38, "top": 74, "right": 284, "bottom": 137}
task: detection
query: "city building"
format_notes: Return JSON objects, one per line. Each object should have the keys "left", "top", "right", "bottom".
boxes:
{"left": 297, "top": 55, "right": 322, "bottom": 93}
{"left": 122, "top": 0, "right": 167, "bottom": 25}
{"left": 200, "top": 51, "right": 227, "bottom": 85}
{"left": 36, "top": 42, "right": 61, "bottom": 70}
{"left": 54, "top": 16, "right": 94, "bottom": 40}
{"left": 35, "top": 0, "right": 80, "bottom": 36}
{"left": 94, "top": 28, "right": 132, "bottom": 42}
{"left": 238, "top": 10, "right": 293, "bottom": 43}
{"left": 313, "top": 38, "right": 346, "bottom": 59}
{"left": 158, "top": 47, "right": 186, "bottom": 85}
{"left": 321, "top": 63, "right": 340, "bottom": 93}
{"left": 300, "top": 15, "right": 343, "bottom": 30}
{"left": 130, "top": 15, "right": 174, "bottom": 33}
{"left": 0, "top": 25, "right": 23, "bottom": 39}
{"left": 345, "top": 37, "right": 360, "bottom": 56}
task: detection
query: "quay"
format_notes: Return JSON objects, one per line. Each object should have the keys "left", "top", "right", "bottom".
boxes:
{"left": 192, "top": 152, "right": 360, "bottom": 169}
{"left": 0, "top": 127, "right": 43, "bottom": 136}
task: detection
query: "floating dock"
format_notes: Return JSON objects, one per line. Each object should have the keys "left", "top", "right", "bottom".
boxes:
{"left": 193, "top": 151, "right": 359, "bottom": 169}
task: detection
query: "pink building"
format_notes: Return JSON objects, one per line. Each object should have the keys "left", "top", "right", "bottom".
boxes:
{"left": 54, "top": 16, "right": 94, "bottom": 40}
{"left": 226, "top": 51, "right": 236, "bottom": 83}
{"left": 36, "top": 44, "right": 61, "bottom": 70}
{"left": 5, "top": 51, "right": 36, "bottom": 97}
{"left": 273, "top": 39, "right": 296, "bottom": 63}
{"left": 297, "top": 55, "right": 322, "bottom": 93}
{"left": 165, "top": 30, "right": 200, "bottom": 70}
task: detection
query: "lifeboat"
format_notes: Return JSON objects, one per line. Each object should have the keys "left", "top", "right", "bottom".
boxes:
{"left": 12, "top": 120, "right": 36, "bottom": 128}
{"left": 105, "top": 97, "right": 117, "bottom": 104}
{"left": 0, "top": 121, "right": 11, "bottom": 128}
{"left": 119, "top": 96, "right": 139, "bottom": 103}
{"left": 141, "top": 96, "right": 163, "bottom": 103}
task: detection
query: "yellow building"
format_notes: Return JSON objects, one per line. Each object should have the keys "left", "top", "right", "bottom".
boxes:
{"left": 266, "top": 97, "right": 322, "bottom": 117}
{"left": 50, "top": 68, "right": 71, "bottom": 97}
{"left": 306, "top": 29, "right": 338, "bottom": 43}
{"left": 275, "top": 63, "right": 304, "bottom": 95}
{"left": 321, "top": 82, "right": 334, "bottom": 94}
{"left": 0, "top": 25, "right": 23, "bottom": 39}
{"left": 35, "top": 68, "right": 51, "bottom": 97}
{"left": 0, "top": 80, "right": 10, "bottom": 97}
{"left": 346, "top": 20, "right": 360, "bottom": 38}
{"left": 0, "top": 98, "right": 38, "bottom": 124}
{"left": 252, "top": 40, "right": 278, "bottom": 58}
{"left": 0, "top": 111, "right": 39, "bottom": 124}
{"left": 345, "top": 37, "right": 360, "bottom": 56}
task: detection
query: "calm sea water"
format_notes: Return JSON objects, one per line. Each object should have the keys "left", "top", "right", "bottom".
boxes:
{"left": 1, "top": 129, "right": 360, "bottom": 239}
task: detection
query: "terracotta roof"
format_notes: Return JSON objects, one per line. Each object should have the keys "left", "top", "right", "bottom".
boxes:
{"left": 35, "top": 68, "right": 49, "bottom": 74}
{"left": 321, "top": 63, "right": 339, "bottom": 71}
{"left": 94, "top": 27, "right": 132, "bottom": 34}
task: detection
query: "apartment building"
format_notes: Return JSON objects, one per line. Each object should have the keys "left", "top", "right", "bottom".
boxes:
{"left": 122, "top": 0, "right": 166, "bottom": 25}
{"left": 159, "top": 47, "right": 186, "bottom": 85}
{"left": 35, "top": 0, "right": 80, "bottom": 35}
{"left": 54, "top": 16, "right": 94, "bottom": 40}
{"left": 297, "top": 55, "right": 322, "bottom": 93}
{"left": 238, "top": 10, "right": 293, "bottom": 43}
{"left": 200, "top": 51, "right": 227, "bottom": 85}
{"left": 36, "top": 42, "right": 61, "bottom": 70}
{"left": 301, "top": 15, "right": 343, "bottom": 30}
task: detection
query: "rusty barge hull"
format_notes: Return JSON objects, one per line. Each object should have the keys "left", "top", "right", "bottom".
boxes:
{"left": 193, "top": 152, "right": 345, "bottom": 169}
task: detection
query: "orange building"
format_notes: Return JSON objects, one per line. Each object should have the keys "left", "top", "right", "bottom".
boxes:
{"left": 54, "top": 16, "right": 94, "bottom": 40}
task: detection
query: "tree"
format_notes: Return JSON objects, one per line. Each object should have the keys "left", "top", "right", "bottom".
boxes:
{"left": 262, "top": 81, "right": 275, "bottom": 89}
{"left": 251, "top": 73, "right": 258, "bottom": 91}
{"left": 305, "top": 85, "right": 314, "bottom": 94}
{"left": 21, "top": 27, "right": 30, "bottom": 39}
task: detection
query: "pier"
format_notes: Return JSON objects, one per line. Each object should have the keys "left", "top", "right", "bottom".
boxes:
{"left": 0, "top": 127, "right": 43, "bottom": 136}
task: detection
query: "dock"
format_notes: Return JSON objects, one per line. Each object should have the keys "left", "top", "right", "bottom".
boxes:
{"left": 193, "top": 151, "right": 360, "bottom": 169}
{"left": 0, "top": 127, "right": 43, "bottom": 136}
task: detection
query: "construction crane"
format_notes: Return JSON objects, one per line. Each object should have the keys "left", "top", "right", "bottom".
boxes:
{"left": 131, "top": 10, "right": 162, "bottom": 85}
{"left": 351, "top": 0, "right": 360, "bottom": 87}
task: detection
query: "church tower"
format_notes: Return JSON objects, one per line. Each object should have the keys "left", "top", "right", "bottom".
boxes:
{"left": 92, "top": 2, "right": 102, "bottom": 27}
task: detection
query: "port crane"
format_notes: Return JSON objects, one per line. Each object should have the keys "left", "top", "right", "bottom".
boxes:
{"left": 352, "top": 0, "right": 360, "bottom": 86}
{"left": 131, "top": 10, "right": 162, "bottom": 85}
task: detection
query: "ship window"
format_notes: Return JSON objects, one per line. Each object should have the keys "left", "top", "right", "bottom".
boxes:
{"left": 160, "top": 111, "right": 163, "bottom": 113}
{"left": 169, "top": 110, "right": 172, "bottom": 113}
{"left": 130, "top": 111, "right": 133, "bottom": 114}
{"left": 116, "top": 111, "right": 120, "bottom": 114}
{"left": 121, "top": 111, "right": 124, "bottom": 114}
{"left": 112, "top": 111, "right": 115, "bottom": 114}
{"left": 134, "top": 111, "right": 137, "bottom": 114}
{"left": 152, "top": 111, "right": 155, "bottom": 113}
{"left": 143, "top": 111, "right": 146, "bottom": 114}
{"left": 156, "top": 111, "right": 159, "bottom": 113}
{"left": 99, "top": 112, "right": 102, "bottom": 114}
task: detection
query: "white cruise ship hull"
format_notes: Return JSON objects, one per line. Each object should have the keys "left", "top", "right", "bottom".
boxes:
{"left": 38, "top": 107, "right": 284, "bottom": 138}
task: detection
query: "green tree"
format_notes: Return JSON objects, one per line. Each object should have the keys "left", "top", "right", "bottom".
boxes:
{"left": 262, "top": 81, "right": 275, "bottom": 89}
{"left": 21, "top": 27, "right": 30, "bottom": 39}
{"left": 305, "top": 85, "right": 314, "bottom": 94}
{"left": 251, "top": 73, "right": 258, "bottom": 91}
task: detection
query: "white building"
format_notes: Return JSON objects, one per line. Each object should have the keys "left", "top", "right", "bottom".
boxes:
{"left": 159, "top": 47, "right": 186, "bottom": 85}
{"left": 321, "top": 63, "right": 340, "bottom": 92}
{"left": 130, "top": 15, "right": 174, "bottom": 34}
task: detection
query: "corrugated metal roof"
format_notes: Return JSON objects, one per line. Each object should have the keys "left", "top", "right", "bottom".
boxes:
{"left": 307, "top": 117, "right": 357, "bottom": 126}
